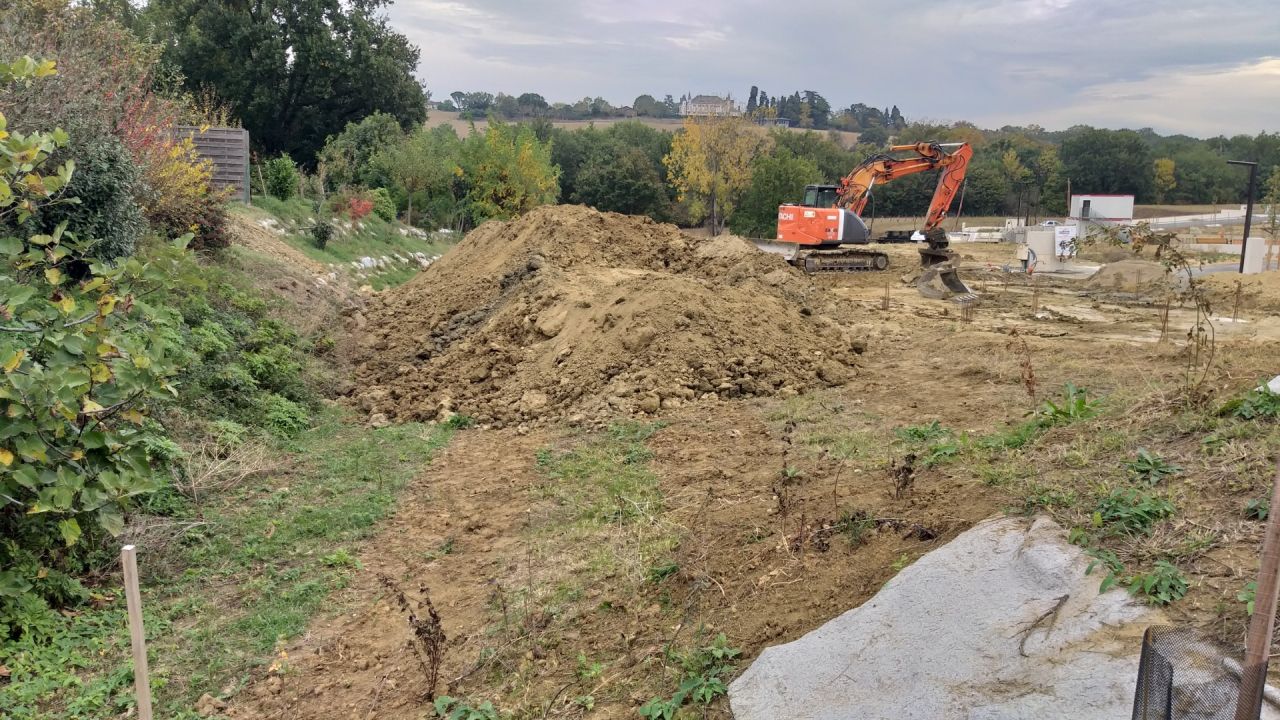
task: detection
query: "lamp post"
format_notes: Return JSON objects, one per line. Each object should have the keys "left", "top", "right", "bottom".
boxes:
{"left": 1227, "top": 160, "right": 1258, "bottom": 273}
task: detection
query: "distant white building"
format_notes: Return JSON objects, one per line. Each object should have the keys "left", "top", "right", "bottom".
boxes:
{"left": 680, "top": 94, "right": 739, "bottom": 117}
{"left": 1069, "top": 194, "right": 1134, "bottom": 224}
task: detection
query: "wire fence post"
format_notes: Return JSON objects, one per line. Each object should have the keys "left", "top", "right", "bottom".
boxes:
{"left": 1234, "top": 460, "right": 1280, "bottom": 720}
{"left": 122, "top": 545, "right": 154, "bottom": 720}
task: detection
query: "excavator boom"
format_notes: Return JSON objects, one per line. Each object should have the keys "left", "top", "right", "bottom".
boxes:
{"left": 838, "top": 142, "right": 973, "bottom": 234}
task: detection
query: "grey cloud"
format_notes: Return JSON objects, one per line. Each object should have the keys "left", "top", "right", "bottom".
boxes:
{"left": 387, "top": 0, "right": 1280, "bottom": 135}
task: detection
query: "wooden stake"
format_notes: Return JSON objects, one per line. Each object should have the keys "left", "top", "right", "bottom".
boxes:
{"left": 122, "top": 545, "right": 153, "bottom": 720}
{"left": 1234, "top": 280, "right": 1243, "bottom": 322}
{"left": 1235, "top": 460, "right": 1280, "bottom": 720}
{"left": 882, "top": 279, "right": 890, "bottom": 311}
{"left": 1031, "top": 277, "right": 1040, "bottom": 314}
{"left": 1159, "top": 299, "right": 1170, "bottom": 343}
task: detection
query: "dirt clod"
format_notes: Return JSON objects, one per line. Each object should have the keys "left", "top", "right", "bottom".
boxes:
{"left": 352, "top": 206, "right": 862, "bottom": 426}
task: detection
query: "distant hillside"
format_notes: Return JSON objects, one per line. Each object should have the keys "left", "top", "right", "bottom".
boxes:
{"left": 425, "top": 110, "right": 862, "bottom": 146}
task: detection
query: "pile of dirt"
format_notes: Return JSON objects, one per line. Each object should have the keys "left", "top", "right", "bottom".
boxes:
{"left": 1085, "top": 258, "right": 1178, "bottom": 294}
{"left": 1201, "top": 270, "right": 1280, "bottom": 313}
{"left": 351, "top": 205, "right": 863, "bottom": 426}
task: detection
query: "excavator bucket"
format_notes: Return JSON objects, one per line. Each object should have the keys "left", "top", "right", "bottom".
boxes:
{"left": 750, "top": 240, "right": 800, "bottom": 262}
{"left": 917, "top": 247, "right": 978, "bottom": 303}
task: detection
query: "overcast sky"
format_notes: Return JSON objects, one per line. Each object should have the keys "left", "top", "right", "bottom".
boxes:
{"left": 386, "top": 0, "right": 1280, "bottom": 137}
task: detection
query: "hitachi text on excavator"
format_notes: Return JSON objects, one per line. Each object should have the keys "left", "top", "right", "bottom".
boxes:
{"left": 756, "top": 141, "right": 977, "bottom": 301}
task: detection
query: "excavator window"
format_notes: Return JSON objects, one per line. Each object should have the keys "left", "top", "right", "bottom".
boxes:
{"left": 803, "top": 185, "right": 839, "bottom": 208}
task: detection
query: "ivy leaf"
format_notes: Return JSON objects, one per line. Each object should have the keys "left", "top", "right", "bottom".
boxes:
{"left": 91, "top": 364, "right": 112, "bottom": 383}
{"left": 3, "top": 349, "right": 24, "bottom": 373}
{"left": 57, "top": 518, "right": 81, "bottom": 546}
{"left": 44, "top": 267, "right": 62, "bottom": 286}
{"left": 0, "top": 235, "right": 21, "bottom": 256}
{"left": 81, "top": 399, "right": 105, "bottom": 414}
{"left": 0, "top": 448, "right": 11, "bottom": 466}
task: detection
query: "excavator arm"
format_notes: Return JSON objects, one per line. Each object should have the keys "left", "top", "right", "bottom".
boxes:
{"left": 836, "top": 142, "right": 973, "bottom": 234}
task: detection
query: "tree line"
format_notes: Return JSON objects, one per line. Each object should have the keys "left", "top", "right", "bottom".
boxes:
{"left": 51, "top": 0, "right": 1279, "bottom": 231}
{"left": 441, "top": 86, "right": 910, "bottom": 135}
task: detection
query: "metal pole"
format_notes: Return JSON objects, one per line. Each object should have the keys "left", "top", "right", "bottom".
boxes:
{"left": 1234, "top": 461, "right": 1280, "bottom": 720}
{"left": 1228, "top": 160, "right": 1258, "bottom": 274}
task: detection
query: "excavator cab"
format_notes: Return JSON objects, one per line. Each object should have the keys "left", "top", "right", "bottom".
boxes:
{"left": 801, "top": 185, "right": 840, "bottom": 209}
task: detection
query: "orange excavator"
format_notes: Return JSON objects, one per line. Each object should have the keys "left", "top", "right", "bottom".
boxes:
{"left": 759, "top": 141, "right": 975, "bottom": 300}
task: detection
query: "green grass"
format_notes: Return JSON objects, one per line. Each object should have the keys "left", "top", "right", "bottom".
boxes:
{"left": 234, "top": 197, "right": 453, "bottom": 288}
{"left": 535, "top": 422, "right": 667, "bottom": 525}
{"left": 0, "top": 406, "right": 454, "bottom": 720}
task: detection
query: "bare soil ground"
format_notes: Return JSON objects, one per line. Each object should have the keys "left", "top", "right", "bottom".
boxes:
{"left": 227, "top": 208, "right": 1280, "bottom": 719}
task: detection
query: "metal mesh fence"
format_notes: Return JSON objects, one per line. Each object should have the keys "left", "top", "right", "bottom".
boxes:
{"left": 1132, "top": 626, "right": 1250, "bottom": 720}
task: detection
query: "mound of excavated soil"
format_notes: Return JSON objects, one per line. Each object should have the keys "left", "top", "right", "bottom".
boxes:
{"left": 1202, "top": 270, "right": 1280, "bottom": 313}
{"left": 1085, "top": 258, "right": 1174, "bottom": 293}
{"left": 351, "top": 205, "right": 863, "bottom": 426}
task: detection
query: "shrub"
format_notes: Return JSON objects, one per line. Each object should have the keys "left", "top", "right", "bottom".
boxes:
{"left": 1094, "top": 488, "right": 1175, "bottom": 535}
{"left": 0, "top": 57, "right": 191, "bottom": 623}
{"left": 1128, "top": 560, "right": 1188, "bottom": 605}
{"left": 347, "top": 195, "right": 374, "bottom": 220}
{"left": 32, "top": 132, "right": 146, "bottom": 260}
{"left": 256, "top": 393, "right": 310, "bottom": 436}
{"left": 263, "top": 154, "right": 300, "bottom": 201}
{"left": 1219, "top": 387, "right": 1280, "bottom": 420}
{"left": 370, "top": 187, "right": 396, "bottom": 222}
{"left": 311, "top": 220, "right": 335, "bottom": 249}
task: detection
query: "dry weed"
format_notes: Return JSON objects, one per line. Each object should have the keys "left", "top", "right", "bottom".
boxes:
{"left": 177, "top": 439, "right": 282, "bottom": 501}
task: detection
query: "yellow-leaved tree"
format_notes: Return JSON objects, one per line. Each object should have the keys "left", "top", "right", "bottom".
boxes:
{"left": 664, "top": 116, "right": 769, "bottom": 236}
{"left": 1153, "top": 158, "right": 1176, "bottom": 204}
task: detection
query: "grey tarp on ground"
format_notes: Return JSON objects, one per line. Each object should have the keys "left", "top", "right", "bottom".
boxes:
{"left": 729, "top": 517, "right": 1162, "bottom": 720}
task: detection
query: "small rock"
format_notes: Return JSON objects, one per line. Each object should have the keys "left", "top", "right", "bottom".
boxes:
{"left": 637, "top": 394, "right": 661, "bottom": 414}
{"left": 519, "top": 389, "right": 550, "bottom": 412}
{"left": 621, "top": 325, "right": 659, "bottom": 352}
{"left": 368, "top": 413, "right": 391, "bottom": 429}
{"left": 527, "top": 254, "right": 546, "bottom": 270}
{"left": 196, "top": 693, "right": 228, "bottom": 717}
{"left": 535, "top": 310, "right": 566, "bottom": 338}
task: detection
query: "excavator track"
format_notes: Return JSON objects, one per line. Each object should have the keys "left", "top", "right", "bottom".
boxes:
{"left": 797, "top": 249, "right": 890, "bottom": 273}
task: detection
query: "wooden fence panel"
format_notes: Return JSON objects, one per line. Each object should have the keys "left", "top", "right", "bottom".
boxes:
{"left": 173, "top": 126, "right": 251, "bottom": 202}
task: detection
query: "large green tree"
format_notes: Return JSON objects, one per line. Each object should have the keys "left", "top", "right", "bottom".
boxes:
{"left": 729, "top": 152, "right": 820, "bottom": 237}
{"left": 148, "top": 0, "right": 427, "bottom": 163}
{"left": 372, "top": 125, "right": 461, "bottom": 225}
{"left": 1059, "top": 127, "right": 1155, "bottom": 201}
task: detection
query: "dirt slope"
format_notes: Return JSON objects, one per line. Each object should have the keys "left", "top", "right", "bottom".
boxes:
{"left": 352, "top": 206, "right": 864, "bottom": 427}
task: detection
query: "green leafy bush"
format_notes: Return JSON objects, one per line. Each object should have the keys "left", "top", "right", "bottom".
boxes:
{"left": 370, "top": 187, "right": 396, "bottom": 222}
{"left": 1128, "top": 561, "right": 1188, "bottom": 605}
{"left": 1093, "top": 488, "right": 1175, "bottom": 535}
{"left": 1219, "top": 386, "right": 1280, "bottom": 420}
{"left": 639, "top": 633, "right": 740, "bottom": 719}
{"left": 256, "top": 393, "right": 309, "bottom": 437}
{"left": 311, "top": 220, "right": 335, "bottom": 249}
{"left": 1037, "top": 383, "right": 1099, "bottom": 427}
{"left": 1124, "top": 448, "right": 1182, "bottom": 484}
{"left": 1, "top": 58, "right": 192, "bottom": 621}
{"left": 32, "top": 132, "right": 146, "bottom": 260}
{"left": 263, "top": 154, "right": 300, "bottom": 201}
{"left": 432, "top": 697, "right": 499, "bottom": 720}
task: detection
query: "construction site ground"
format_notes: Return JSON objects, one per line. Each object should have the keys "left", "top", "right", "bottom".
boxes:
{"left": 228, "top": 208, "right": 1280, "bottom": 720}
